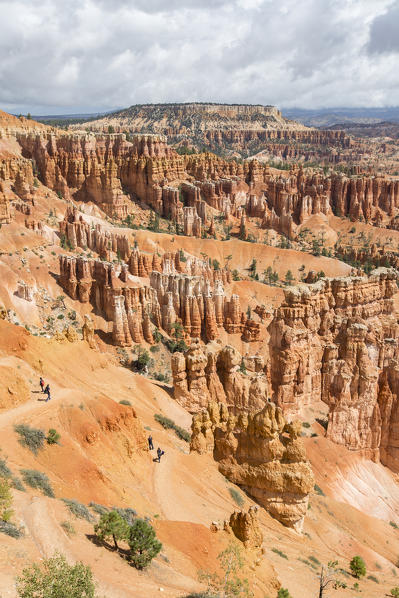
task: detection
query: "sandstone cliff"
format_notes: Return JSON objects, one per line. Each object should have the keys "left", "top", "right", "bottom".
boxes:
{"left": 172, "top": 341, "right": 268, "bottom": 413}
{"left": 191, "top": 401, "right": 314, "bottom": 531}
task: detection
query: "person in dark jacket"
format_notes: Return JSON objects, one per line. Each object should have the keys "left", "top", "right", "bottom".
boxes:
{"left": 156, "top": 447, "right": 165, "bottom": 462}
{"left": 44, "top": 384, "right": 51, "bottom": 401}
{"left": 148, "top": 435, "right": 154, "bottom": 450}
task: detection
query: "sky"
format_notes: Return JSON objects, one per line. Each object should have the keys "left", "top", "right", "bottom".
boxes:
{"left": 0, "top": 0, "right": 399, "bottom": 115}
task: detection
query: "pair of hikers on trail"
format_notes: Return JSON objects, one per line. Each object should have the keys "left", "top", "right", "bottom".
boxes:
{"left": 39, "top": 377, "right": 51, "bottom": 401}
{"left": 148, "top": 436, "right": 164, "bottom": 462}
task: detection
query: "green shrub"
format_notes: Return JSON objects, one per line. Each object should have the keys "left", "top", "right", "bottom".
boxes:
{"left": 127, "top": 518, "right": 162, "bottom": 569}
{"left": 135, "top": 349, "right": 151, "bottom": 371}
{"left": 150, "top": 345, "right": 160, "bottom": 353}
{"left": 0, "top": 520, "right": 24, "bottom": 538}
{"left": 16, "top": 552, "right": 98, "bottom": 597}
{"left": 302, "top": 422, "right": 311, "bottom": 428}
{"left": 390, "top": 521, "right": 399, "bottom": 529}
{"left": 314, "top": 484, "right": 325, "bottom": 496}
{"left": 308, "top": 555, "right": 320, "bottom": 565}
{"left": 0, "top": 478, "right": 13, "bottom": 521}
{"left": 47, "top": 428, "right": 61, "bottom": 445}
{"left": 21, "top": 470, "right": 54, "bottom": 497}
{"left": 367, "top": 574, "right": 379, "bottom": 583}
{"left": 278, "top": 589, "right": 292, "bottom": 598}
{"left": 154, "top": 413, "right": 190, "bottom": 442}
{"left": 94, "top": 510, "right": 130, "bottom": 549}
{"left": 60, "top": 521, "right": 76, "bottom": 536}
{"left": 350, "top": 555, "right": 366, "bottom": 578}
{"left": 14, "top": 424, "right": 46, "bottom": 455}
{"left": 228, "top": 487, "right": 244, "bottom": 507}
{"left": 153, "top": 372, "right": 169, "bottom": 383}
{"left": 0, "top": 457, "right": 12, "bottom": 479}
{"left": 390, "top": 587, "right": 399, "bottom": 597}
{"left": 61, "top": 499, "right": 93, "bottom": 522}
{"left": 119, "top": 400, "right": 132, "bottom": 406}
{"left": 89, "top": 502, "right": 109, "bottom": 516}
{"left": 11, "top": 476, "right": 26, "bottom": 492}
{"left": 272, "top": 548, "right": 288, "bottom": 559}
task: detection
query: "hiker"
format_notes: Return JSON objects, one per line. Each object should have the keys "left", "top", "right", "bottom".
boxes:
{"left": 148, "top": 435, "right": 154, "bottom": 450}
{"left": 44, "top": 384, "right": 51, "bottom": 401}
{"left": 156, "top": 447, "right": 165, "bottom": 462}
{"left": 40, "top": 377, "right": 45, "bottom": 393}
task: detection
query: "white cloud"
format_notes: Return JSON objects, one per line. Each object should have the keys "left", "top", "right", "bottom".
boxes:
{"left": 0, "top": 0, "right": 397, "bottom": 113}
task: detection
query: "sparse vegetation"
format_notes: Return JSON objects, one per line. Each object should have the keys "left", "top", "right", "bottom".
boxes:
{"left": 154, "top": 413, "right": 190, "bottom": 442}
{"left": 271, "top": 548, "right": 288, "bottom": 560}
{"left": 367, "top": 574, "right": 379, "bottom": 583}
{"left": 199, "top": 541, "right": 253, "bottom": 597}
{"left": 60, "top": 520, "right": 76, "bottom": 536}
{"left": 61, "top": 499, "right": 94, "bottom": 522}
{"left": 21, "top": 469, "right": 54, "bottom": 497}
{"left": 0, "top": 478, "right": 13, "bottom": 522}
{"left": 14, "top": 424, "right": 46, "bottom": 455}
{"left": 0, "top": 520, "right": 24, "bottom": 538}
{"left": 314, "top": 484, "right": 325, "bottom": 496}
{"left": 89, "top": 502, "right": 109, "bottom": 516}
{"left": 119, "top": 399, "right": 132, "bottom": 406}
{"left": 390, "top": 587, "right": 399, "bottom": 597}
{"left": 228, "top": 487, "right": 245, "bottom": 507}
{"left": 277, "top": 590, "right": 292, "bottom": 598}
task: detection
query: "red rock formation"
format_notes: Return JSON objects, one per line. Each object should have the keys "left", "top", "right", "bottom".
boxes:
{"left": 191, "top": 401, "right": 314, "bottom": 531}
{"left": 172, "top": 340, "right": 269, "bottom": 413}
{"left": 60, "top": 207, "right": 130, "bottom": 260}
{"left": 268, "top": 268, "right": 399, "bottom": 471}
{"left": 17, "top": 131, "right": 186, "bottom": 218}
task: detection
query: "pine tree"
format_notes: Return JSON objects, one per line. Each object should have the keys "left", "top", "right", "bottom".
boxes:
{"left": 94, "top": 510, "right": 130, "bottom": 550}
{"left": 127, "top": 519, "right": 162, "bottom": 569}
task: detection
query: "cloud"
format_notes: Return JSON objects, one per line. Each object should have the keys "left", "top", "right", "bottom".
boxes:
{"left": 367, "top": 0, "right": 399, "bottom": 54}
{"left": 0, "top": 0, "right": 397, "bottom": 114}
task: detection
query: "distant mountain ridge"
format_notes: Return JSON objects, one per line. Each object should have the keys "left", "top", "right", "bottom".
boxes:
{"left": 283, "top": 106, "right": 399, "bottom": 126}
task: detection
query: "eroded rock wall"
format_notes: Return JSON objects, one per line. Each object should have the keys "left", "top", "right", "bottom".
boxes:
{"left": 172, "top": 341, "right": 269, "bottom": 413}
{"left": 191, "top": 401, "right": 314, "bottom": 531}
{"left": 269, "top": 268, "right": 399, "bottom": 469}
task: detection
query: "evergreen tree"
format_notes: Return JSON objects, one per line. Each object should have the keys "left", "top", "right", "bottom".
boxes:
{"left": 127, "top": 519, "right": 162, "bottom": 569}
{"left": 349, "top": 556, "right": 366, "bottom": 579}
{"left": 94, "top": 510, "right": 130, "bottom": 550}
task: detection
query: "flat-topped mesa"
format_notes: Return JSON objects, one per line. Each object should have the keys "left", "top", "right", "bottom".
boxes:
{"left": 172, "top": 341, "right": 269, "bottom": 413}
{"left": 191, "top": 401, "right": 314, "bottom": 532}
{"left": 268, "top": 268, "right": 399, "bottom": 469}
{"left": 60, "top": 207, "right": 130, "bottom": 260}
